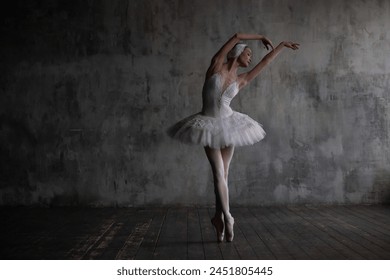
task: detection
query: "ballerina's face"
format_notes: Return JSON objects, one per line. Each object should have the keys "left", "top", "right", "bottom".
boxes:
{"left": 238, "top": 48, "right": 252, "bottom": 67}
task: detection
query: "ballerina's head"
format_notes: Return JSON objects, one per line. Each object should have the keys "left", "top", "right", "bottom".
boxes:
{"left": 227, "top": 43, "right": 252, "bottom": 67}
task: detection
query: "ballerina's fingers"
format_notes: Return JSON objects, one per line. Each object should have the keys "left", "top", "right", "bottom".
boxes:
{"left": 262, "top": 38, "right": 274, "bottom": 50}
{"left": 291, "top": 42, "right": 300, "bottom": 50}
{"left": 286, "top": 42, "right": 300, "bottom": 50}
{"left": 291, "top": 43, "right": 299, "bottom": 50}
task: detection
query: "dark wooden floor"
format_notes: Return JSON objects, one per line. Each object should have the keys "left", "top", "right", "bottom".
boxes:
{"left": 1, "top": 205, "right": 390, "bottom": 260}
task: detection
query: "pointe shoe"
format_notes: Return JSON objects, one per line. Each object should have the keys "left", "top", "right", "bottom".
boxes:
{"left": 211, "top": 217, "right": 225, "bottom": 242}
{"left": 225, "top": 216, "right": 234, "bottom": 242}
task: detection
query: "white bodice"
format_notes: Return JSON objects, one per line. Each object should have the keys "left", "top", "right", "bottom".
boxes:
{"left": 201, "top": 73, "right": 239, "bottom": 118}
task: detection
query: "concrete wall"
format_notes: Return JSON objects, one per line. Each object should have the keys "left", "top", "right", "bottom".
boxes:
{"left": 1, "top": 0, "right": 390, "bottom": 206}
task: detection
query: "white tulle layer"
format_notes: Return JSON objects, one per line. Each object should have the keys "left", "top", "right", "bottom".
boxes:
{"left": 167, "top": 111, "right": 266, "bottom": 148}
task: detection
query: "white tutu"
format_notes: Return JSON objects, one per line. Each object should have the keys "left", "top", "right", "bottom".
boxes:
{"left": 167, "top": 72, "right": 266, "bottom": 149}
{"left": 167, "top": 111, "right": 266, "bottom": 149}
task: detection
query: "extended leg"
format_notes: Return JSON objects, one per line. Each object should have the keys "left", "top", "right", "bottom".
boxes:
{"left": 220, "top": 146, "right": 235, "bottom": 242}
{"left": 204, "top": 146, "right": 236, "bottom": 242}
{"left": 221, "top": 146, "right": 235, "bottom": 183}
{"left": 204, "top": 146, "right": 232, "bottom": 220}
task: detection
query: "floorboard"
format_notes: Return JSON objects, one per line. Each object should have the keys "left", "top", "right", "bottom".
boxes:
{"left": 153, "top": 207, "right": 187, "bottom": 260}
{"left": 305, "top": 205, "right": 378, "bottom": 259}
{"left": 280, "top": 206, "right": 344, "bottom": 259}
{"left": 315, "top": 206, "right": 390, "bottom": 259}
{"left": 134, "top": 208, "right": 167, "bottom": 260}
{"left": 249, "top": 207, "right": 294, "bottom": 259}
{"left": 1, "top": 205, "right": 390, "bottom": 260}
{"left": 287, "top": 205, "right": 363, "bottom": 259}
{"left": 187, "top": 208, "right": 204, "bottom": 259}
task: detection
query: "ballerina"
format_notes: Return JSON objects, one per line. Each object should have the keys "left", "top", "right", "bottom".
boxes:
{"left": 168, "top": 33, "right": 299, "bottom": 242}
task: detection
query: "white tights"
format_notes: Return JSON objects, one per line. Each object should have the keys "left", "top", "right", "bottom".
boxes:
{"left": 204, "top": 146, "right": 235, "bottom": 220}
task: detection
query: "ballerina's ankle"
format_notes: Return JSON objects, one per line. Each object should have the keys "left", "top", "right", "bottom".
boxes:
{"left": 225, "top": 214, "right": 234, "bottom": 223}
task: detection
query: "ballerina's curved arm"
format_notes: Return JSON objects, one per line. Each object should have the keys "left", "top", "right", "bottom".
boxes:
{"left": 206, "top": 33, "right": 275, "bottom": 76}
{"left": 238, "top": 41, "right": 300, "bottom": 89}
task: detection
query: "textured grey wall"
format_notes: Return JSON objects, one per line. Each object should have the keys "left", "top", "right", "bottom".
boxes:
{"left": 1, "top": 0, "right": 390, "bottom": 206}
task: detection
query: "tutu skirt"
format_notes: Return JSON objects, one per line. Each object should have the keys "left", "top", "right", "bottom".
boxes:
{"left": 167, "top": 111, "right": 266, "bottom": 149}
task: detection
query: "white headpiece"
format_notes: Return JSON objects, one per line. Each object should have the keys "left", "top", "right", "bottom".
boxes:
{"left": 227, "top": 43, "right": 248, "bottom": 59}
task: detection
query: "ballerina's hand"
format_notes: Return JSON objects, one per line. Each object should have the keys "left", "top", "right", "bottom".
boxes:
{"left": 283, "top": 41, "right": 300, "bottom": 50}
{"left": 261, "top": 36, "right": 275, "bottom": 50}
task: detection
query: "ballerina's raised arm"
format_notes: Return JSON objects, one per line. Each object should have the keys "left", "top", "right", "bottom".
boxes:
{"left": 238, "top": 40, "right": 300, "bottom": 89}
{"left": 206, "top": 33, "right": 275, "bottom": 79}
